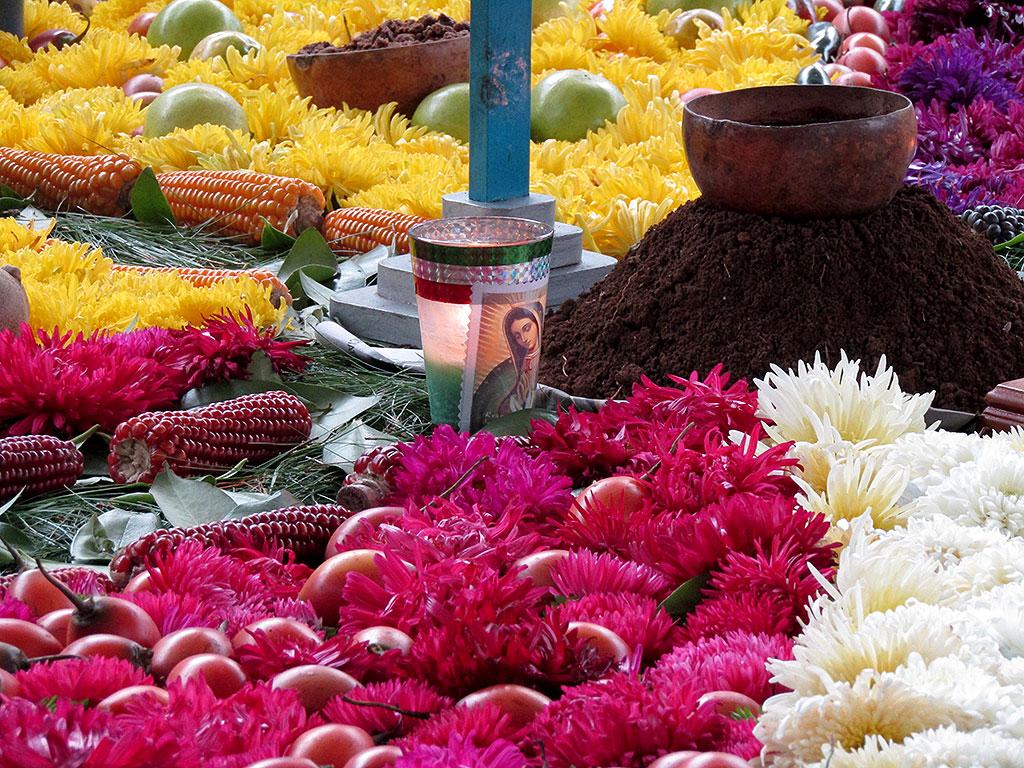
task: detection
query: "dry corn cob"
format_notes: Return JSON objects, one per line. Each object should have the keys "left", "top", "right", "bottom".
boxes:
{"left": 0, "top": 435, "right": 85, "bottom": 502}
{"left": 0, "top": 149, "right": 142, "bottom": 217}
{"left": 109, "top": 264, "right": 292, "bottom": 307}
{"left": 323, "top": 207, "right": 428, "bottom": 254}
{"left": 108, "top": 504, "right": 352, "bottom": 586}
{"left": 107, "top": 391, "right": 312, "bottom": 484}
{"left": 157, "top": 170, "right": 326, "bottom": 244}
{"left": 336, "top": 443, "right": 402, "bottom": 511}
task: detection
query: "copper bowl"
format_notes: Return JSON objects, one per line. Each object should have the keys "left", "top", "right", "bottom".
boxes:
{"left": 683, "top": 85, "right": 917, "bottom": 218}
{"left": 287, "top": 34, "right": 470, "bottom": 116}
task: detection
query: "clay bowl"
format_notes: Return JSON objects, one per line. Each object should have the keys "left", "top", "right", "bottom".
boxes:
{"left": 287, "top": 35, "right": 469, "bottom": 116}
{"left": 683, "top": 85, "right": 917, "bottom": 218}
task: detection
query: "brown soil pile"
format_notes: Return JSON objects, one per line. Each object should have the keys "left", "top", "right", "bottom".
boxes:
{"left": 540, "top": 186, "right": 1024, "bottom": 412}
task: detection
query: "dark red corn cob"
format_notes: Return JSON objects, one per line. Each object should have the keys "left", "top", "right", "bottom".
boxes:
{"left": 0, "top": 435, "right": 85, "bottom": 502}
{"left": 108, "top": 504, "right": 351, "bottom": 587}
{"left": 336, "top": 444, "right": 403, "bottom": 511}
{"left": 107, "top": 391, "right": 313, "bottom": 484}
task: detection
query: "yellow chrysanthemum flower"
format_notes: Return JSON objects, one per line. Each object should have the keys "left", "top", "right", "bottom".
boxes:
{"left": 0, "top": 217, "right": 54, "bottom": 253}
{"left": 24, "top": 0, "right": 86, "bottom": 40}
{"left": 19, "top": 89, "right": 145, "bottom": 155}
{"left": 275, "top": 135, "right": 387, "bottom": 200}
{"left": 372, "top": 102, "right": 428, "bottom": 145}
{"left": 594, "top": 1, "right": 677, "bottom": 62}
{"left": 0, "top": 32, "right": 32, "bottom": 65}
{"left": 129, "top": 126, "right": 255, "bottom": 172}
{"left": 532, "top": 42, "right": 598, "bottom": 75}
{"left": 89, "top": 0, "right": 162, "bottom": 30}
{"left": 161, "top": 60, "right": 249, "bottom": 102}
{"left": 242, "top": 88, "right": 323, "bottom": 144}
{"left": 196, "top": 137, "right": 285, "bottom": 174}
{"left": 211, "top": 46, "right": 292, "bottom": 92}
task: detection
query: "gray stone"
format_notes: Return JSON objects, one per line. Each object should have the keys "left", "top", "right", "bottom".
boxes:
{"left": 551, "top": 222, "right": 583, "bottom": 268}
{"left": 441, "top": 191, "right": 556, "bottom": 228}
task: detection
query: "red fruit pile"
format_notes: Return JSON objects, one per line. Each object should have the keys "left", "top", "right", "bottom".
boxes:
{"left": 0, "top": 369, "right": 837, "bottom": 768}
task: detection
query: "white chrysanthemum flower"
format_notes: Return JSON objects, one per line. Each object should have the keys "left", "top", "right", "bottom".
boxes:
{"left": 756, "top": 669, "right": 962, "bottom": 768}
{"left": 802, "top": 736, "right": 917, "bottom": 768}
{"left": 997, "top": 657, "right": 1024, "bottom": 686}
{"left": 756, "top": 351, "right": 933, "bottom": 447}
{"left": 903, "top": 726, "right": 1024, "bottom": 767}
{"left": 958, "top": 583, "right": 1024, "bottom": 661}
{"left": 770, "top": 602, "right": 967, "bottom": 697}
{"left": 787, "top": 417, "right": 877, "bottom": 494}
{"left": 943, "top": 535, "right": 1024, "bottom": 597}
{"left": 884, "top": 516, "right": 1013, "bottom": 572}
{"left": 883, "top": 431, "right": 988, "bottom": 502}
{"left": 907, "top": 451, "right": 1024, "bottom": 537}
{"left": 796, "top": 453, "right": 911, "bottom": 544}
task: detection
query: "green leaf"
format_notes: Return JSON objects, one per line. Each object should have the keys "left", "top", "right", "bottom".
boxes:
{"left": 0, "top": 196, "right": 26, "bottom": 211}
{"left": 70, "top": 509, "right": 161, "bottom": 563}
{"left": 0, "top": 523, "right": 33, "bottom": 564}
{"left": 0, "top": 183, "right": 23, "bottom": 199}
{"left": 0, "top": 489, "right": 24, "bottom": 517}
{"left": 150, "top": 467, "right": 238, "bottom": 528}
{"left": 309, "top": 394, "right": 379, "bottom": 440}
{"left": 279, "top": 228, "right": 337, "bottom": 283}
{"left": 181, "top": 377, "right": 284, "bottom": 409}
{"left": 658, "top": 571, "right": 711, "bottom": 618}
{"left": 80, "top": 440, "right": 116, "bottom": 477}
{"left": 130, "top": 167, "right": 176, "bottom": 225}
{"left": 321, "top": 420, "right": 397, "bottom": 471}
{"left": 995, "top": 232, "right": 1024, "bottom": 252}
{"left": 261, "top": 220, "right": 296, "bottom": 251}
{"left": 226, "top": 489, "right": 302, "bottom": 518}
{"left": 477, "top": 408, "right": 559, "bottom": 437}
{"left": 299, "top": 270, "right": 336, "bottom": 310}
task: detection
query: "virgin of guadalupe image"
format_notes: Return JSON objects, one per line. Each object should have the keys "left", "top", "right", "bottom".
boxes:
{"left": 470, "top": 304, "right": 543, "bottom": 428}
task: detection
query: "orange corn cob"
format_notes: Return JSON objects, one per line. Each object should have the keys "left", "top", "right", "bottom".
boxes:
{"left": 0, "top": 149, "right": 142, "bottom": 217}
{"left": 156, "top": 170, "right": 326, "bottom": 245}
{"left": 109, "top": 265, "right": 292, "bottom": 307}
{"left": 322, "top": 207, "right": 428, "bottom": 254}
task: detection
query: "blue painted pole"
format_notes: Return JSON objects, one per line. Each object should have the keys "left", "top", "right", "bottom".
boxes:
{"left": 468, "top": 0, "right": 532, "bottom": 202}
{"left": 0, "top": 0, "right": 23, "bottom": 37}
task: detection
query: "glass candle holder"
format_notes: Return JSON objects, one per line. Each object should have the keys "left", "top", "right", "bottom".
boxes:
{"left": 408, "top": 216, "right": 553, "bottom": 431}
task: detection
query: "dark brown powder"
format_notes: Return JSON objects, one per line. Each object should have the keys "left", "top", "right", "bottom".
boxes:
{"left": 539, "top": 186, "right": 1024, "bottom": 412}
{"left": 298, "top": 14, "right": 468, "bottom": 54}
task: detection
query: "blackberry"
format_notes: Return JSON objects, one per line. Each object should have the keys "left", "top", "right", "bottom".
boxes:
{"left": 960, "top": 204, "right": 1024, "bottom": 245}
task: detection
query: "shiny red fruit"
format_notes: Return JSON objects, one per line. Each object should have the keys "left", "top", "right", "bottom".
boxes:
{"left": 63, "top": 633, "right": 150, "bottom": 666}
{"left": 298, "top": 550, "right": 388, "bottom": 626}
{"left": 0, "top": 618, "right": 63, "bottom": 657}
{"left": 834, "top": 71, "right": 875, "bottom": 86}
{"left": 352, "top": 626, "right": 413, "bottom": 655}
{"left": 697, "top": 690, "right": 761, "bottom": 717}
{"left": 786, "top": 0, "right": 816, "bottom": 20}
{"left": 8, "top": 570, "right": 74, "bottom": 616}
{"left": 243, "top": 759, "right": 319, "bottom": 768}
{"left": 513, "top": 550, "right": 570, "bottom": 587}
{"left": 457, "top": 684, "right": 552, "bottom": 728}
{"left": 271, "top": 664, "right": 360, "bottom": 713}
{"left": 840, "top": 31, "right": 887, "bottom": 56}
{"left": 65, "top": 596, "right": 161, "bottom": 648}
{"left": 679, "top": 87, "right": 719, "bottom": 104}
{"left": 287, "top": 724, "right": 375, "bottom": 768}
{"left": 812, "top": 0, "right": 844, "bottom": 21}
{"left": 167, "top": 653, "right": 246, "bottom": 698}
{"left": 326, "top": 507, "right": 403, "bottom": 557}
{"left": 28, "top": 29, "right": 78, "bottom": 52}
{"left": 96, "top": 684, "right": 169, "bottom": 714}
{"left": 151, "top": 627, "right": 233, "bottom": 679}
{"left": 0, "top": 668, "right": 21, "bottom": 698}
{"left": 834, "top": 6, "right": 890, "bottom": 40}
{"left": 127, "top": 12, "right": 159, "bottom": 36}
{"left": 37, "top": 609, "right": 73, "bottom": 645}
{"left": 571, "top": 475, "right": 650, "bottom": 523}
{"left": 232, "top": 617, "right": 321, "bottom": 650}
{"left": 567, "top": 621, "right": 631, "bottom": 664}
{"left": 342, "top": 746, "right": 403, "bottom": 768}
{"left": 648, "top": 753, "right": 701, "bottom": 768}
{"left": 122, "top": 73, "right": 165, "bottom": 96}
{"left": 838, "top": 45, "right": 887, "bottom": 75}
{"left": 122, "top": 571, "right": 153, "bottom": 594}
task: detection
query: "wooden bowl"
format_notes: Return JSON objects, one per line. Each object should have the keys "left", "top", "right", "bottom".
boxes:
{"left": 287, "top": 35, "right": 470, "bottom": 116}
{"left": 683, "top": 85, "right": 917, "bottom": 218}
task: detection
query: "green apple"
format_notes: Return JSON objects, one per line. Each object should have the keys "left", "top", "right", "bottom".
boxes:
{"left": 411, "top": 82, "right": 470, "bottom": 143}
{"left": 663, "top": 8, "right": 724, "bottom": 48}
{"left": 532, "top": 0, "right": 569, "bottom": 27}
{"left": 646, "top": 0, "right": 737, "bottom": 15}
{"left": 147, "top": 0, "right": 243, "bottom": 59}
{"left": 143, "top": 82, "right": 248, "bottom": 137}
{"left": 530, "top": 70, "right": 626, "bottom": 143}
{"left": 190, "top": 30, "right": 260, "bottom": 60}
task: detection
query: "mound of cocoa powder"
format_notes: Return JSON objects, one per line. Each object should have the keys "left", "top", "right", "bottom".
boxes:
{"left": 539, "top": 186, "right": 1024, "bottom": 412}
{"left": 298, "top": 14, "right": 468, "bottom": 54}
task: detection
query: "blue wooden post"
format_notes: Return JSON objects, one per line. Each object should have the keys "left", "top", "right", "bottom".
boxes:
{"left": 468, "top": 0, "right": 532, "bottom": 202}
{"left": 0, "top": 0, "right": 23, "bottom": 37}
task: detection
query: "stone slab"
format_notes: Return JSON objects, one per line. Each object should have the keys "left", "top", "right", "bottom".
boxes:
{"left": 442, "top": 191, "right": 556, "bottom": 228}
{"left": 334, "top": 250, "right": 616, "bottom": 347}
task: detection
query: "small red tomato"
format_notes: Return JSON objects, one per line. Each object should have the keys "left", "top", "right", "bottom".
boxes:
{"left": 571, "top": 475, "right": 650, "bottom": 523}
{"left": 8, "top": 569, "right": 74, "bottom": 616}
{"left": 457, "top": 684, "right": 552, "bottom": 728}
{"left": 352, "top": 626, "right": 413, "bottom": 655}
{"left": 823, "top": 62, "right": 852, "bottom": 79}
{"left": 151, "top": 627, "right": 233, "bottom": 679}
{"left": 834, "top": 71, "right": 875, "bottom": 86}
{"left": 840, "top": 31, "right": 887, "bottom": 56}
{"left": 122, "top": 571, "right": 153, "bottom": 594}
{"left": 839, "top": 46, "right": 886, "bottom": 75}
{"left": 679, "top": 87, "right": 719, "bottom": 104}
{"left": 812, "top": 0, "right": 844, "bottom": 21}
{"left": 0, "top": 668, "right": 21, "bottom": 698}
{"left": 513, "top": 550, "right": 571, "bottom": 587}
{"left": 127, "top": 12, "right": 158, "bottom": 36}
{"left": 232, "top": 617, "right": 321, "bottom": 650}
{"left": 36, "top": 609, "right": 73, "bottom": 645}
{"left": 835, "top": 6, "right": 890, "bottom": 40}
{"left": 326, "top": 507, "right": 403, "bottom": 557}
{"left": 243, "top": 759, "right": 319, "bottom": 768}
{"left": 342, "top": 746, "right": 403, "bottom": 768}
{"left": 63, "top": 633, "right": 150, "bottom": 667}
{"left": 96, "top": 684, "right": 169, "bottom": 714}
{"left": 122, "top": 74, "right": 164, "bottom": 96}
{"left": 567, "top": 621, "right": 631, "bottom": 665}
{"left": 270, "top": 665, "right": 360, "bottom": 713}
{"left": 298, "top": 550, "right": 389, "bottom": 626}
{"left": 0, "top": 618, "right": 63, "bottom": 657}
{"left": 167, "top": 654, "right": 246, "bottom": 698}
{"left": 287, "top": 724, "right": 375, "bottom": 768}
{"left": 648, "top": 752, "right": 702, "bottom": 768}
{"left": 697, "top": 690, "right": 762, "bottom": 717}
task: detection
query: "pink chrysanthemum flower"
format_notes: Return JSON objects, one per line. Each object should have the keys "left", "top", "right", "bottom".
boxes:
{"left": 120, "top": 591, "right": 221, "bottom": 635}
{"left": 395, "top": 734, "right": 529, "bottom": 768}
{"left": 0, "top": 593, "right": 33, "bottom": 621}
{"left": 679, "top": 591, "right": 791, "bottom": 642}
{"left": 14, "top": 657, "right": 151, "bottom": 705}
{"left": 647, "top": 631, "right": 794, "bottom": 705}
{"left": 0, "top": 697, "right": 177, "bottom": 768}
{"left": 399, "top": 703, "right": 524, "bottom": 751}
{"left": 0, "top": 327, "right": 181, "bottom": 437}
{"left": 234, "top": 630, "right": 397, "bottom": 683}
{"left": 528, "top": 671, "right": 727, "bottom": 768}
{"left": 551, "top": 592, "right": 682, "bottom": 665}
{"left": 321, "top": 679, "right": 453, "bottom": 739}
{"left": 57, "top": 568, "right": 113, "bottom": 596}
{"left": 720, "top": 716, "right": 762, "bottom": 760}
{"left": 390, "top": 427, "right": 573, "bottom": 535}
{"left": 549, "top": 550, "right": 674, "bottom": 600}
{"left": 555, "top": 492, "right": 657, "bottom": 557}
